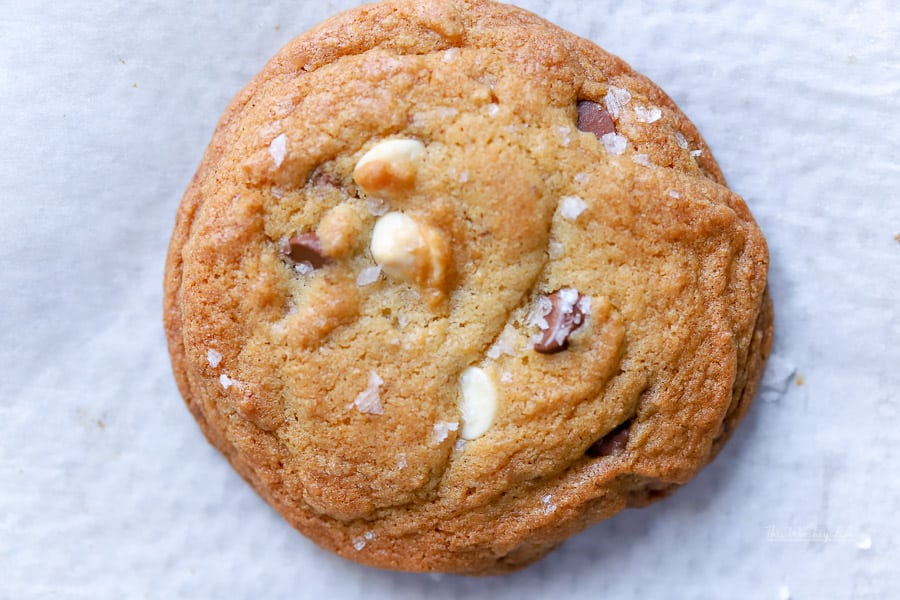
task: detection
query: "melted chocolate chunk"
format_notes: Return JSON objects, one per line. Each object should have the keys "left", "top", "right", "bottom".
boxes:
{"left": 577, "top": 100, "right": 616, "bottom": 139}
{"left": 282, "top": 232, "right": 328, "bottom": 269}
{"left": 586, "top": 421, "right": 632, "bottom": 458}
{"left": 533, "top": 289, "right": 587, "bottom": 354}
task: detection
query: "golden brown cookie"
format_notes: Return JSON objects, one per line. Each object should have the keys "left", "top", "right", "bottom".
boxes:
{"left": 164, "top": 0, "right": 772, "bottom": 575}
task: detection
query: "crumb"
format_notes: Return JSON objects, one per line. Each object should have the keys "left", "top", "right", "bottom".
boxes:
{"left": 795, "top": 375, "right": 804, "bottom": 386}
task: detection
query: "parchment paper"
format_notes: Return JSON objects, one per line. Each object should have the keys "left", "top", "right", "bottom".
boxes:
{"left": 2, "top": 1, "right": 898, "bottom": 597}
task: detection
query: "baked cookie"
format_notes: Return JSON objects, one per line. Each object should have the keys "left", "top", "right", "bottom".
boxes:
{"left": 164, "top": 0, "right": 772, "bottom": 575}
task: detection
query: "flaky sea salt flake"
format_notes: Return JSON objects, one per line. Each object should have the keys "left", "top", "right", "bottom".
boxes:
{"left": 604, "top": 86, "right": 632, "bottom": 120}
{"left": 560, "top": 195, "right": 588, "bottom": 220}
{"left": 632, "top": 153, "right": 655, "bottom": 168}
{"left": 600, "top": 132, "right": 628, "bottom": 156}
{"left": 206, "top": 349, "right": 222, "bottom": 368}
{"left": 356, "top": 266, "right": 382, "bottom": 286}
{"left": 353, "top": 371, "right": 384, "bottom": 415}
{"left": 366, "top": 197, "right": 389, "bottom": 216}
{"left": 268, "top": 134, "right": 287, "bottom": 167}
{"left": 675, "top": 132, "right": 689, "bottom": 149}
{"left": 353, "top": 537, "right": 367, "bottom": 551}
{"left": 433, "top": 421, "right": 459, "bottom": 443}
{"left": 668, "top": 190, "right": 681, "bottom": 199}
{"left": 634, "top": 104, "right": 662, "bottom": 123}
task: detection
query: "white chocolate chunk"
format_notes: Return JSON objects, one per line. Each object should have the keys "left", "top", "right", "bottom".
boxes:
{"left": 459, "top": 366, "right": 497, "bottom": 440}
{"left": 353, "top": 138, "right": 425, "bottom": 195}
{"left": 370, "top": 211, "right": 448, "bottom": 288}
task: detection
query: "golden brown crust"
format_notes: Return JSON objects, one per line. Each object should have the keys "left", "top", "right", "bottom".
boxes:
{"left": 164, "top": 0, "right": 772, "bottom": 575}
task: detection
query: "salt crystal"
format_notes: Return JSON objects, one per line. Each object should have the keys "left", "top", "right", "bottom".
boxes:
{"left": 500, "top": 372, "right": 513, "bottom": 384}
{"left": 634, "top": 104, "right": 662, "bottom": 123}
{"left": 548, "top": 241, "right": 565, "bottom": 259}
{"left": 487, "top": 104, "right": 500, "bottom": 117}
{"left": 459, "top": 171, "right": 469, "bottom": 183}
{"left": 576, "top": 295, "right": 592, "bottom": 316}
{"left": 364, "top": 531, "right": 375, "bottom": 541}
{"left": 352, "top": 537, "right": 366, "bottom": 551}
{"left": 541, "top": 494, "right": 557, "bottom": 514}
{"left": 433, "top": 421, "right": 459, "bottom": 443}
{"left": 366, "top": 197, "right": 389, "bottom": 216}
{"left": 294, "top": 262, "right": 314, "bottom": 275}
{"left": 631, "top": 154, "right": 654, "bottom": 168}
{"left": 356, "top": 266, "right": 382, "bottom": 286}
{"left": 558, "top": 287, "right": 579, "bottom": 309}
{"left": 604, "top": 86, "right": 632, "bottom": 120}
{"left": 206, "top": 349, "right": 222, "bottom": 368}
{"left": 857, "top": 535, "right": 872, "bottom": 550}
{"left": 443, "top": 48, "right": 459, "bottom": 62}
{"left": 527, "top": 296, "right": 554, "bottom": 330}
{"left": 397, "top": 453, "right": 407, "bottom": 469}
{"left": 353, "top": 371, "right": 384, "bottom": 414}
{"left": 690, "top": 149, "right": 703, "bottom": 158}
{"left": 675, "top": 132, "right": 689, "bottom": 149}
{"left": 486, "top": 337, "right": 515, "bottom": 360}
{"left": 560, "top": 196, "right": 587, "bottom": 220}
{"left": 454, "top": 438, "right": 467, "bottom": 452}
{"left": 557, "top": 126, "right": 572, "bottom": 146}
{"left": 268, "top": 134, "right": 287, "bottom": 167}
{"left": 600, "top": 132, "right": 628, "bottom": 156}
{"left": 574, "top": 172, "right": 590, "bottom": 185}
{"left": 219, "top": 373, "right": 234, "bottom": 389}
{"left": 668, "top": 190, "right": 681, "bottom": 199}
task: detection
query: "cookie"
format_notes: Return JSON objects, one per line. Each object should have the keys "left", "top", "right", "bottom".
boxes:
{"left": 164, "top": 0, "right": 772, "bottom": 575}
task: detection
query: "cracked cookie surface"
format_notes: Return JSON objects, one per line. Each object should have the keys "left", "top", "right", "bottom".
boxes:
{"left": 164, "top": 0, "right": 772, "bottom": 575}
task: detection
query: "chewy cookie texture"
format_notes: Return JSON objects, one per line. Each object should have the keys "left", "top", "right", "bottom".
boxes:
{"left": 164, "top": 0, "right": 773, "bottom": 575}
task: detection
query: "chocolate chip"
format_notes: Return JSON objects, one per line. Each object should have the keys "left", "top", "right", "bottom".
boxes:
{"left": 586, "top": 420, "right": 631, "bottom": 458}
{"left": 282, "top": 232, "right": 328, "bottom": 269}
{"left": 533, "top": 288, "right": 587, "bottom": 354}
{"left": 577, "top": 100, "right": 616, "bottom": 139}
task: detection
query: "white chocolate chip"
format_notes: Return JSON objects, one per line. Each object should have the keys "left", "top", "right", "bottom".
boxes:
{"left": 370, "top": 212, "right": 448, "bottom": 288}
{"left": 459, "top": 366, "right": 497, "bottom": 440}
{"left": 353, "top": 138, "right": 425, "bottom": 195}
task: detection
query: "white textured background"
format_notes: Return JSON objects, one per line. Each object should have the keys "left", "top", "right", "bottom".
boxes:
{"left": 1, "top": 0, "right": 898, "bottom": 598}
